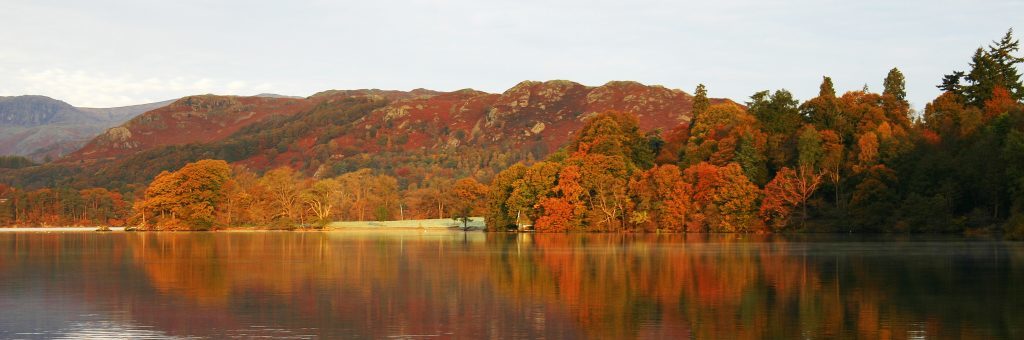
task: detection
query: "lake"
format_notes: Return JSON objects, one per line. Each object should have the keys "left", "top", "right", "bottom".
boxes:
{"left": 0, "top": 231, "right": 1021, "bottom": 339}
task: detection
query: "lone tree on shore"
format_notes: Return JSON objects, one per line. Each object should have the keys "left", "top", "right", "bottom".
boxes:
{"left": 448, "top": 178, "right": 488, "bottom": 231}
{"left": 452, "top": 207, "right": 473, "bottom": 231}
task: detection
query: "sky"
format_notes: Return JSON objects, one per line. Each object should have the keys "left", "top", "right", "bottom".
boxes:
{"left": 0, "top": 0, "right": 1020, "bottom": 109}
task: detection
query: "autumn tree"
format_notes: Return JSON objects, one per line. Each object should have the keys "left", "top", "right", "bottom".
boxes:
{"left": 627, "top": 164, "right": 692, "bottom": 232}
{"left": 984, "top": 86, "right": 1017, "bottom": 119}
{"left": 506, "top": 162, "right": 561, "bottom": 227}
{"left": 761, "top": 167, "right": 822, "bottom": 230}
{"left": 337, "top": 169, "right": 398, "bottom": 221}
{"left": 534, "top": 165, "right": 586, "bottom": 232}
{"left": 261, "top": 167, "right": 305, "bottom": 223}
{"left": 372, "top": 175, "right": 400, "bottom": 221}
{"left": 449, "top": 177, "right": 489, "bottom": 229}
{"left": 222, "top": 166, "right": 273, "bottom": 226}
{"left": 135, "top": 171, "right": 179, "bottom": 226}
{"left": 79, "top": 188, "right": 127, "bottom": 226}
{"left": 571, "top": 110, "right": 656, "bottom": 168}
{"left": 683, "top": 162, "right": 762, "bottom": 232}
{"left": 485, "top": 163, "right": 527, "bottom": 231}
{"left": 923, "top": 91, "right": 983, "bottom": 139}
{"left": 768, "top": 125, "right": 827, "bottom": 225}
{"left": 683, "top": 103, "right": 767, "bottom": 174}
{"left": 218, "top": 166, "right": 255, "bottom": 226}
{"left": 654, "top": 124, "right": 689, "bottom": 165}
{"left": 338, "top": 169, "right": 372, "bottom": 221}
{"left": 302, "top": 178, "right": 342, "bottom": 225}
{"left": 423, "top": 177, "right": 453, "bottom": 219}
{"left": 819, "top": 130, "right": 845, "bottom": 207}
{"left": 404, "top": 187, "right": 444, "bottom": 220}
{"left": 573, "top": 151, "right": 631, "bottom": 231}
{"left": 855, "top": 132, "right": 880, "bottom": 171}
{"left": 133, "top": 159, "right": 232, "bottom": 230}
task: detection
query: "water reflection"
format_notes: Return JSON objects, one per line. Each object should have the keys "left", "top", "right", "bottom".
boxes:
{"left": 0, "top": 232, "right": 1021, "bottom": 339}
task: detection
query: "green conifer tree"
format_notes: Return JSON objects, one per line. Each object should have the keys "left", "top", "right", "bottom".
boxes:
{"left": 884, "top": 68, "right": 907, "bottom": 101}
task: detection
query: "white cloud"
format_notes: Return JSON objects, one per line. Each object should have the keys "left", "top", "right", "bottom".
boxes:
{"left": 1, "top": 68, "right": 279, "bottom": 107}
{"left": 0, "top": 0, "right": 1020, "bottom": 109}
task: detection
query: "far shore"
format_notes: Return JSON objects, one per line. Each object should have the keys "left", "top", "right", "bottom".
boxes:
{"left": 326, "top": 217, "right": 486, "bottom": 230}
{"left": 0, "top": 217, "right": 488, "bottom": 232}
{"left": 0, "top": 227, "right": 127, "bottom": 232}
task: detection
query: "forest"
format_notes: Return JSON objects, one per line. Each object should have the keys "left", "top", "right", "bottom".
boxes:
{"left": 1, "top": 30, "right": 1022, "bottom": 236}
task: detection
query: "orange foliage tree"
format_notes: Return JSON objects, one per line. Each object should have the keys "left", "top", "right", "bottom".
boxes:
{"left": 683, "top": 162, "right": 762, "bottom": 232}
{"left": 506, "top": 162, "right": 561, "bottom": 227}
{"left": 535, "top": 165, "right": 586, "bottom": 232}
{"left": 450, "top": 177, "right": 490, "bottom": 227}
{"left": 761, "top": 167, "right": 822, "bottom": 230}
{"left": 683, "top": 103, "right": 765, "bottom": 168}
{"left": 133, "top": 159, "right": 232, "bottom": 230}
{"left": 573, "top": 150, "right": 631, "bottom": 231}
{"left": 627, "top": 164, "right": 692, "bottom": 232}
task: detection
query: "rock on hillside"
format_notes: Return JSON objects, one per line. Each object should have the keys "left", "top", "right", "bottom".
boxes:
{"left": 353, "top": 80, "right": 733, "bottom": 153}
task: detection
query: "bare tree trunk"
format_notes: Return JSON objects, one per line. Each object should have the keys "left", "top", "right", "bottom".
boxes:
{"left": 834, "top": 184, "right": 840, "bottom": 207}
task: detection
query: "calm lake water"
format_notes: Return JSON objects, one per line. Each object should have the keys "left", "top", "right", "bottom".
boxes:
{"left": 0, "top": 231, "right": 1021, "bottom": 339}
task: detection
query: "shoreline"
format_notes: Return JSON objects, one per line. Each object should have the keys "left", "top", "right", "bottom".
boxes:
{"left": 0, "top": 227, "right": 483, "bottom": 232}
{"left": 0, "top": 227, "right": 127, "bottom": 232}
{"left": 0, "top": 217, "right": 487, "bottom": 232}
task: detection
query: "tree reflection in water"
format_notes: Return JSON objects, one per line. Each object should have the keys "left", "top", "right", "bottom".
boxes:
{"left": 0, "top": 232, "right": 1021, "bottom": 339}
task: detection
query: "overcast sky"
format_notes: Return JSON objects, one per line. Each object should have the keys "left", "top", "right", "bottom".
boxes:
{"left": 0, "top": 0, "right": 1020, "bottom": 109}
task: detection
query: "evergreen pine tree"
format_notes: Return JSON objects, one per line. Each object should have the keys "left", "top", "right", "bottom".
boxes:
{"left": 988, "top": 29, "right": 1024, "bottom": 100}
{"left": 946, "top": 29, "right": 1023, "bottom": 106}
{"left": 819, "top": 76, "right": 836, "bottom": 98}
{"left": 691, "top": 84, "right": 709, "bottom": 126}
{"left": 938, "top": 71, "right": 965, "bottom": 94}
{"left": 884, "top": 68, "right": 907, "bottom": 101}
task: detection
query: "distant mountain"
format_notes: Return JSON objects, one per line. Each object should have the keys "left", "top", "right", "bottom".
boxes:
{"left": 0, "top": 95, "right": 99, "bottom": 126}
{"left": 77, "top": 99, "right": 176, "bottom": 124}
{"left": 0, "top": 96, "right": 172, "bottom": 162}
{"left": 28, "top": 80, "right": 734, "bottom": 190}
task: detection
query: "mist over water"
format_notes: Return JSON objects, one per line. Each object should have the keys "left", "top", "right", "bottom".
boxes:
{"left": 0, "top": 231, "right": 1021, "bottom": 339}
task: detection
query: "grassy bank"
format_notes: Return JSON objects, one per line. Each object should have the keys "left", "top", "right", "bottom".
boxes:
{"left": 327, "top": 217, "right": 486, "bottom": 230}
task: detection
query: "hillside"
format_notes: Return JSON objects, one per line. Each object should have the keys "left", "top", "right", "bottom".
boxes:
{"left": 0, "top": 95, "right": 172, "bottom": 161}
{"left": 67, "top": 95, "right": 314, "bottom": 161}
{"left": 65, "top": 89, "right": 440, "bottom": 163}
{"left": 358, "top": 80, "right": 717, "bottom": 152}
{"left": 6, "top": 80, "right": 729, "bottom": 189}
